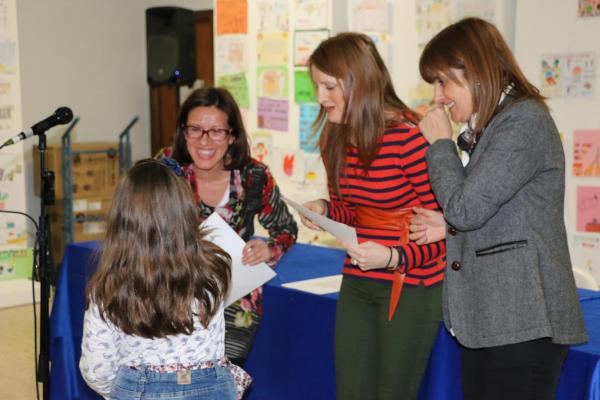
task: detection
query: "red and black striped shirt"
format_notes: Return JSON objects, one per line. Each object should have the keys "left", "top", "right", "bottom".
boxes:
{"left": 327, "top": 123, "right": 446, "bottom": 286}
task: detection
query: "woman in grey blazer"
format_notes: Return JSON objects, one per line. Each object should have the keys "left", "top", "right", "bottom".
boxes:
{"left": 412, "top": 17, "right": 588, "bottom": 400}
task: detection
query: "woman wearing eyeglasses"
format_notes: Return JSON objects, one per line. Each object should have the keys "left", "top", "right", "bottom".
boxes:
{"left": 158, "top": 87, "right": 298, "bottom": 367}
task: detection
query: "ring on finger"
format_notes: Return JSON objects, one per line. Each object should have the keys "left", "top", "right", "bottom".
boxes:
{"left": 351, "top": 258, "right": 359, "bottom": 266}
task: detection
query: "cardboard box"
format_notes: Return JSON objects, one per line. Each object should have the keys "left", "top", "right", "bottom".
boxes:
{"left": 47, "top": 196, "right": 112, "bottom": 263}
{"left": 33, "top": 142, "right": 120, "bottom": 199}
{"left": 0, "top": 248, "right": 33, "bottom": 281}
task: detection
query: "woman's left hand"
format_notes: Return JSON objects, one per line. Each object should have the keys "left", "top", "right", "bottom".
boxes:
{"left": 339, "top": 240, "right": 392, "bottom": 271}
{"left": 242, "top": 239, "right": 272, "bottom": 266}
{"left": 419, "top": 106, "right": 453, "bottom": 144}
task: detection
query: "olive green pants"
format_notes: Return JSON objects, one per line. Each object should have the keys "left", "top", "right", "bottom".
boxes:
{"left": 335, "top": 275, "right": 443, "bottom": 400}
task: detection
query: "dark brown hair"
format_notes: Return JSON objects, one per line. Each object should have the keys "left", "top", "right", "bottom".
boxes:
{"left": 86, "top": 159, "right": 231, "bottom": 338}
{"left": 172, "top": 87, "right": 251, "bottom": 169}
{"left": 419, "top": 17, "right": 546, "bottom": 138}
{"left": 308, "top": 32, "right": 418, "bottom": 194}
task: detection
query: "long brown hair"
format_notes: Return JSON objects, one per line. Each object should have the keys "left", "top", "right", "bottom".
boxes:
{"left": 308, "top": 32, "right": 418, "bottom": 195}
{"left": 172, "top": 87, "right": 251, "bottom": 170}
{"left": 419, "top": 17, "right": 546, "bottom": 139}
{"left": 86, "top": 159, "right": 231, "bottom": 338}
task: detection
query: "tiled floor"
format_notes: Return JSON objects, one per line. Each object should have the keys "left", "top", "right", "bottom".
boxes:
{"left": 0, "top": 304, "right": 43, "bottom": 400}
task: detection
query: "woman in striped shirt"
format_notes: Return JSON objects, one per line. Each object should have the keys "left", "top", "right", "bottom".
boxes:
{"left": 301, "top": 33, "right": 446, "bottom": 400}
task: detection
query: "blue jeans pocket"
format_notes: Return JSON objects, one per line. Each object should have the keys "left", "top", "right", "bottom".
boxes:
{"left": 110, "top": 365, "right": 237, "bottom": 400}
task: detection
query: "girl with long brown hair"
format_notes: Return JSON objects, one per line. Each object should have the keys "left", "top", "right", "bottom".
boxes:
{"left": 79, "top": 159, "right": 250, "bottom": 400}
{"left": 301, "top": 32, "right": 446, "bottom": 399}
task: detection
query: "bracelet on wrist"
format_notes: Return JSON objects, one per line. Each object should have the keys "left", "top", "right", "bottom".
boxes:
{"left": 386, "top": 247, "right": 401, "bottom": 271}
{"left": 384, "top": 246, "right": 393, "bottom": 268}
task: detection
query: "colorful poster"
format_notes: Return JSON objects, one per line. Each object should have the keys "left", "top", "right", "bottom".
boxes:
{"left": 294, "top": 0, "right": 329, "bottom": 29}
{"left": 408, "top": 83, "right": 434, "bottom": 116}
{"left": 350, "top": 0, "right": 389, "bottom": 32}
{"left": 577, "top": 186, "right": 600, "bottom": 233}
{"left": 455, "top": 0, "right": 495, "bottom": 21}
{"left": 294, "top": 70, "right": 317, "bottom": 103}
{"left": 257, "top": 98, "right": 289, "bottom": 132}
{"left": 573, "top": 130, "right": 600, "bottom": 177}
{"left": 217, "top": 73, "right": 250, "bottom": 109}
{"left": 257, "top": 32, "right": 289, "bottom": 66}
{"left": 294, "top": 29, "right": 329, "bottom": 66}
{"left": 578, "top": 0, "right": 600, "bottom": 17}
{"left": 257, "top": 66, "right": 288, "bottom": 98}
{"left": 0, "top": 248, "right": 32, "bottom": 281}
{"left": 541, "top": 53, "right": 596, "bottom": 98}
{"left": 415, "top": 0, "right": 454, "bottom": 47}
{"left": 250, "top": 131, "right": 273, "bottom": 164}
{"left": 366, "top": 32, "right": 392, "bottom": 70}
{"left": 258, "top": 0, "right": 290, "bottom": 31}
{"left": 299, "top": 103, "right": 321, "bottom": 153}
{"left": 572, "top": 234, "right": 600, "bottom": 284}
{"left": 216, "top": 0, "right": 248, "bottom": 35}
{"left": 215, "top": 35, "right": 248, "bottom": 76}
{"left": 0, "top": 39, "right": 16, "bottom": 73}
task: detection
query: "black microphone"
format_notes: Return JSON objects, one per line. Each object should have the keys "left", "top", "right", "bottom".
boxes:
{"left": 0, "top": 107, "right": 73, "bottom": 148}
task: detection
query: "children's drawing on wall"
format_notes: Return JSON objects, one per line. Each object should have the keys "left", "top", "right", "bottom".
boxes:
{"left": 541, "top": 53, "right": 595, "bottom": 98}
{"left": 250, "top": 131, "right": 273, "bottom": 164}
{"left": 0, "top": 248, "right": 32, "bottom": 281}
{"left": 257, "top": 98, "right": 289, "bottom": 131}
{"left": 257, "top": 32, "right": 289, "bottom": 66}
{"left": 415, "top": 0, "right": 454, "bottom": 47}
{"left": 0, "top": 39, "right": 16, "bottom": 74}
{"left": 215, "top": 35, "right": 248, "bottom": 76}
{"left": 294, "top": 70, "right": 317, "bottom": 103}
{"left": 257, "top": 66, "right": 288, "bottom": 98}
{"left": 294, "top": 29, "right": 329, "bottom": 67}
{"left": 257, "top": 0, "right": 290, "bottom": 31}
{"left": 578, "top": 0, "right": 600, "bottom": 17}
{"left": 408, "top": 83, "right": 434, "bottom": 116}
{"left": 217, "top": 73, "right": 250, "bottom": 109}
{"left": 577, "top": 186, "right": 600, "bottom": 233}
{"left": 366, "top": 32, "right": 392, "bottom": 70}
{"left": 216, "top": 0, "right": 248, "bottom": 35}
{"left": 299, "top": 103, "right": 321, "bottom": 153}
{"left": 573, "top": 130, "right": 600, "bottom": 177}
{"left": 572, "top": 234, "right": 600, "bottom": 284}
{"left": 0, "top": 217, "right": 27, "bottom": 248}
{"left": 303, "top": 153, "right": 326, "bottom": 188}
{"left": 349, "top": 0, "right": 389, "bottom": 32}
{"left": 294, "top": 0, "right": 329, "bottom": 30}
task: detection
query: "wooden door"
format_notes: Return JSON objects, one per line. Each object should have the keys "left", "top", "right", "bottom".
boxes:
{"left": 149, "top": 9, "right": 214, "bottom": 156}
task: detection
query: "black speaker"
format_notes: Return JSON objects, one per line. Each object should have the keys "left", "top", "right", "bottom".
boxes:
{"left": 146, "top": 7, "right": 196, "bottom": 86}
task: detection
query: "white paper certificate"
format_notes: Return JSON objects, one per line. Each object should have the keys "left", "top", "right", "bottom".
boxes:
{"left": 282, "top": 196, "right": 358, "bottom": 246}
{"left": 201, "top": 213, "right": 276, "bottom": 306}
{"left": 282, "top": 274, "right": 343, "bottom": 295}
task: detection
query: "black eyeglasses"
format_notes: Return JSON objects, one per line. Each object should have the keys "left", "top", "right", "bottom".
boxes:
{"left": 183, "top": 125, "right": 232, "bottom": 141}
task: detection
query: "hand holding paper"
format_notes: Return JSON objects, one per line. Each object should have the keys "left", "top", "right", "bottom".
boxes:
{"left": 282, "top": 196, "right": 358, "bottom": 246}
{"left": 201, "top": 213, "right": 276, "bottom": 306}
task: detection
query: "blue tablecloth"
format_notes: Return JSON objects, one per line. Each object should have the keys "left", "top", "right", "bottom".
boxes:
{"left": 50, "top": 241, "right": 600, "bottom": 400}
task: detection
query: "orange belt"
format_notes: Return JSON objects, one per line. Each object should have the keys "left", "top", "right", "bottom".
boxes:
{"left": 355, "top": 205, "right": 411, "bottom": 321}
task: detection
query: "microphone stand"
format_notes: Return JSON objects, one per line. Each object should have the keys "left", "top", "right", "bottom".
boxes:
{"left": 36, "top": 130, "right": 55, "bottom": 400}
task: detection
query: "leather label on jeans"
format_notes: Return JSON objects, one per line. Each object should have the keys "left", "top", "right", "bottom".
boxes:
{"left": 177, "top": 370, "right": 191, "bottom": 385}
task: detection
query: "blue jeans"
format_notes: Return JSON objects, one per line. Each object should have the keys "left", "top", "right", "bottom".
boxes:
{"left": 110, "top": 364, "right": 237, "bottom": 400}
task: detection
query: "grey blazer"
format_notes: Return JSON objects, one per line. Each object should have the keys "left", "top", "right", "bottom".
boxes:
{"left": 426, "top": 97, "right": 588, "bottom": 348}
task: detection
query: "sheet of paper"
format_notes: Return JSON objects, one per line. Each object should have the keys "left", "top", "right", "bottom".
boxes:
{"left": 282, "top": 196, "right": 358, "bottom": 246}
{"left": 201, "top": 213, "right": 276, "bottom": 306}
{"left": 282, "top": 274, "right": 343, "bottom": 295}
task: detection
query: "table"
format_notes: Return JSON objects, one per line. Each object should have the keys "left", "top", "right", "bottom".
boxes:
{"left": 50, "top": 241, "right": 600, "bottom": 399}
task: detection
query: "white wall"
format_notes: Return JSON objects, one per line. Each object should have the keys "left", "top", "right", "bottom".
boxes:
{"left": 16, "top": 0, "right": 213, "bottom": 223}
{"left": 17, "top": 0, "right": 150, "bottom": 227}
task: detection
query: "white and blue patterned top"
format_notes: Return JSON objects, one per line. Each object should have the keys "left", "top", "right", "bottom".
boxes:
{"left": 79, "top": 302, "right": 225, "bottom": 398}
